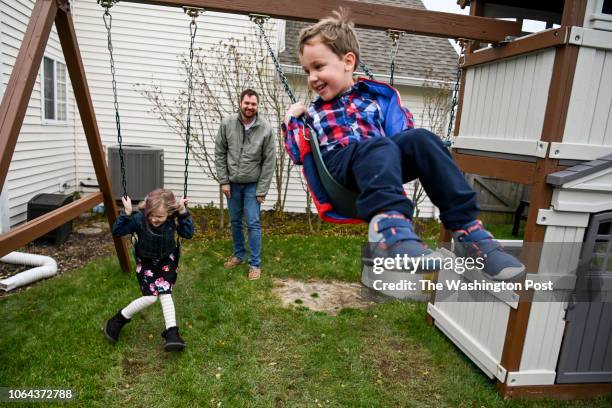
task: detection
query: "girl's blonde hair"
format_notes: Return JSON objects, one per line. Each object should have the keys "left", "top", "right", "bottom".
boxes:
{"left": 298, "top": 8, "right": 360, "bottom": 70}
{"left": 138, "top": 188, "right": 179, "bottom": 218}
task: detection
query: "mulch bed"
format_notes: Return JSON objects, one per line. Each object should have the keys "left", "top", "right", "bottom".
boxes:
{"left": 0, "top": 214, "right": 115, "bottom": 297}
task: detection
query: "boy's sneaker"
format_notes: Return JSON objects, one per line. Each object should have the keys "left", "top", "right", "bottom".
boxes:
{"left": 452, "top": 220, "right": 525, "bottom": 281}
{"left": 367, "top": 211, "right": 442, "bottom": 273}
{"left": 224, "top": 256, "right": 243, "bottom": 269}
{"left": 161, "top": 326, "right": 186, "bottom": 352}
{"left": 104, "top": 310, "right": 131, "bottom": 343}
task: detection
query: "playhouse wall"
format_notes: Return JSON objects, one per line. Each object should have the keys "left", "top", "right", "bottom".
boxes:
{"left": 455, "top": 48, "right": 555, "bottom": 157}
{"left": 511, "top": 223, "right": 587, "bottom": 386}
{"left": 428, "top": 250, "right": 513, "bottom": 381}
{"left": 552, "top": 33, "right": 612, "bottom": 161}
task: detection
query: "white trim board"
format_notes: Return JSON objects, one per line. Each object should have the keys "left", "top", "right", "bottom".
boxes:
{"left": 453, "top": 137, "right": 548, "bottom": 158}
{"left": 536, "top": 209, "right": 590, "bottom": 227}
{"left": 549, "top": 142, "right": 612, "bottom": 161}
{"left": 569, "top": 26, "right": 612, "bottom": 50}
{"left": 506, "top": 370, "right": 557, "bottom": 386}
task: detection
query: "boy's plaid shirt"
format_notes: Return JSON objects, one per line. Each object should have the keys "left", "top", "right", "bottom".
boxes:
{"left": 282, "top": 80, "right": 415, "bottom": 164}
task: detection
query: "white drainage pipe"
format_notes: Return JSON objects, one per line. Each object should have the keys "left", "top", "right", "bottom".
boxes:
{"left": 0, "top": 252, "right": 58, "bottom": 291}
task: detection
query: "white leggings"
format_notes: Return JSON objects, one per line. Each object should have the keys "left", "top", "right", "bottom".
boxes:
{"left": 120, "top": 294, "right": 177, "bottom": 329}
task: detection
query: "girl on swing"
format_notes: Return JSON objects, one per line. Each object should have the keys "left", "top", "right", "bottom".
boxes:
{"left": 104, "top": 188, "right": 194, "bottom": 352}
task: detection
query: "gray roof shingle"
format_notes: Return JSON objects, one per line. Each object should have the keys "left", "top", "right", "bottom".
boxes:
{"left": 279, "top": 0, "right": 458, "bottom": 82}
{"left": 547, "top": 154, "right": 612, "bottom": 186}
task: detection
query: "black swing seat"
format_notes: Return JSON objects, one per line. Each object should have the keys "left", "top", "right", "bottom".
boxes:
{"left": 308, "top": 133, "right": 360, "bottom": 219}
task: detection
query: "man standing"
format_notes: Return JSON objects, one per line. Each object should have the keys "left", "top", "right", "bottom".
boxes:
{"left": 215, "top": 89, "right": 276, "bottom": 280}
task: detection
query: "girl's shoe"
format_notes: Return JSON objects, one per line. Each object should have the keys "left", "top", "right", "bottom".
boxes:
{"left": 104, "top": 310, "right": 131, "bottom": 343}
{"left": 162, "top": 326, "right": 186, "bottom": 352}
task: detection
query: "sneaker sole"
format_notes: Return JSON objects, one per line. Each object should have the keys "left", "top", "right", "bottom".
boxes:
{"left": 164, "top": 342, "right": 186, "bottom": 352}
{"left": 486, "top": 266, "right": 526, "bottom": 282}
{"left": 362, "top": 251, "right": 445, "bottom": 273}
{"left": 103, "top": 324, "right": 118, "bottom": 343}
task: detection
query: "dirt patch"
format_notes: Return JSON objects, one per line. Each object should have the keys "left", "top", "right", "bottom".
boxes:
{"left": 272, "top": 278, "right": 375, "bottom": 315}
{"left": 0, "top": 215, "right": 114, "bottom": 296}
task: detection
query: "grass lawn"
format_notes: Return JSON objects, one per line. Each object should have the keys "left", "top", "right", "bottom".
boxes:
{"left": 1, "top": 220, "right": 610, "bottom": 407}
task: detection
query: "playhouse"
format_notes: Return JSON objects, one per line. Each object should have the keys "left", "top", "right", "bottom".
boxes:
{"left": 426, "top": 0, "right": 612, "bottom": 399}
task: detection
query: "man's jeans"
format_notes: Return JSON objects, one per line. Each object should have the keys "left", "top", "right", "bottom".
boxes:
{"left": 227, "top": 183, "right": 261, "bottom": 267}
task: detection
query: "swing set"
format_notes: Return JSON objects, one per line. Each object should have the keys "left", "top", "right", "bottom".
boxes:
{"left": 0, "top": 0, "right": 517, "bottom": 272}
{"left": 5, "top": 0, "right": 606, "bottom": 401}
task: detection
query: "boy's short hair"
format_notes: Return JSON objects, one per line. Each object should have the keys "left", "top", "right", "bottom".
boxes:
{"left": 240, "top": 88, "right": 259, "bottom": 103}
{"left": 298, "top": 8, "right": 360, "bottom": 70}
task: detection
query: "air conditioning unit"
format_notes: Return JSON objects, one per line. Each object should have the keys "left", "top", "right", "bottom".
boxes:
{"left": 108, "top": 145, "right": 164, "bottom": 201}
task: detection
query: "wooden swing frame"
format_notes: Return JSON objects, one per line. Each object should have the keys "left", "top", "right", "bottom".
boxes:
{"left": 2, "top": 0, "right": 609, "bottom": 401}
{"left": 0, "top": 0, "right": 520, "bottom": 271}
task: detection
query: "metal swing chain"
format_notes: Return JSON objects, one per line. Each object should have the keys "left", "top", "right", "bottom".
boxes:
{"left": 444, "top": 40, "right": 467, "bottom": 148}
{"left": 387, "top": 30, "right": 404, "bottom": 87}
{"left": 251, "top": 14, "right": 297, "bottom": 105}
{"left": 99, "top": 0, "right": 127, "bottom": 198}
{"left": 182, "top": 7, "right": 203, "bottom": 199}
{"left": 359, "top": 61, "right": 375, "bottom": 81}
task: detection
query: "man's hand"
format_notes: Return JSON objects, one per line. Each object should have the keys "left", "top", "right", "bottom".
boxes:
{"left": 121, "top": 196, "right": 132, "bottom": 216}
{"left": 285, "top": 102, "right": 307, "bottom": 123}
{"left": 222, "top": 184, "right": 231, "bottom": 199}
{"left": 256, "top": 196, "right": 265, "bottom": 204}
{"left": 178, "top": 197, "right": 189, "bottom": 213}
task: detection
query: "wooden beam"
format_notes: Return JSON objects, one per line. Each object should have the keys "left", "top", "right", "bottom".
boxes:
{"left": 498, "top": 0, "right": 587, "bottom": 385}
{"left": 0, "top": 0, "right": 57, "bottom": 192}
{"left": 452, "top": 152, "right": 536, "bottom": 184}
{"left": 463, "top": 27, "right": 571, "bottom": 68}
{"left": 122, "top": 0, "right": 521, "bottom": 43}
{"left": 498, "top": 382, "right": 612, "bottom": 400}
{"left": 0, "top": 193, "right": 103, "bottom": 258}
{"left": 54, "top": 6, "right": 131, "bottom": 272}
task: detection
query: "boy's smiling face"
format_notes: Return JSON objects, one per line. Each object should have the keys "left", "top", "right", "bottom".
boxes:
{"left": 300, "top": 37, "right": 356, "bottom": 101}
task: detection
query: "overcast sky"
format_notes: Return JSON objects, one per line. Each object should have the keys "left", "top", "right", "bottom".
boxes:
{"left": 421, "top": 0, "right": 468, "bottom": 15}
{"left": 421, "top": 0, "right": 469, "bottom": 53}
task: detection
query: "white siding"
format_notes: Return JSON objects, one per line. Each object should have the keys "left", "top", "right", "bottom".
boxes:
{"left": 457, "top": 49, "right": 555, "bottom": 156}
{"left": 1, "top": 0, "right": 77, "bottom": 226}
{"left": 73, "top": 2, "right": 275, "bottom": 209}
{"left": 2, "top": 0, "right": 448, "bottom": 228}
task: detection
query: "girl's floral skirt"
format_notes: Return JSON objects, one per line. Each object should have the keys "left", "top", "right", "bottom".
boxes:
{"left": 134, "top": 248, "right": 180, "bottom": 296}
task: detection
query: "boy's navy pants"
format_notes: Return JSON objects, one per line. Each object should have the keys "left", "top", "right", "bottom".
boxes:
{"left": 322, "top": 128, "right": 479, "bottom": 228}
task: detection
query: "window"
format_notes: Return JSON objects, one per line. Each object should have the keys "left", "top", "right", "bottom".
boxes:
{"left": 42, "top": 56, "right": 67, "bottom": 122}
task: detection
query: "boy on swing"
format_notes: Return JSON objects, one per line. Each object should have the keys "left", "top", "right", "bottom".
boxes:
{"left": 282, "top": 9, "right": 525, "bottom": 281}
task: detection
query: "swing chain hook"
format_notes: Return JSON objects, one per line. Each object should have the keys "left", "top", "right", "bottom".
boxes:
{"left": 386, "top": 30, "right": 404, "bottom": 87}
{"left": 98, "top": 0, "right": 116, "bottom": 10}
{"left": 444, "top": 39, "right": 471, "bottom": 148}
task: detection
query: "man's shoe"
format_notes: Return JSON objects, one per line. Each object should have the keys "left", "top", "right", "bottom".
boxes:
{"left": 453, "top": 220, "right": 525, "bottom": 281}
{"left": 248, "top": 266, "right": 261, "bottom": 280}
{"left": 161, "top": 326, "right": 186, "bottom": 352}
{"left": 224, "top": 256, "right": 243, "bottom": 269}
{"left": 104, "top": 310, "right": 131, "bottom": 343}
{"left": 368, "top": 211, "right": 441, "bottom": 273}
